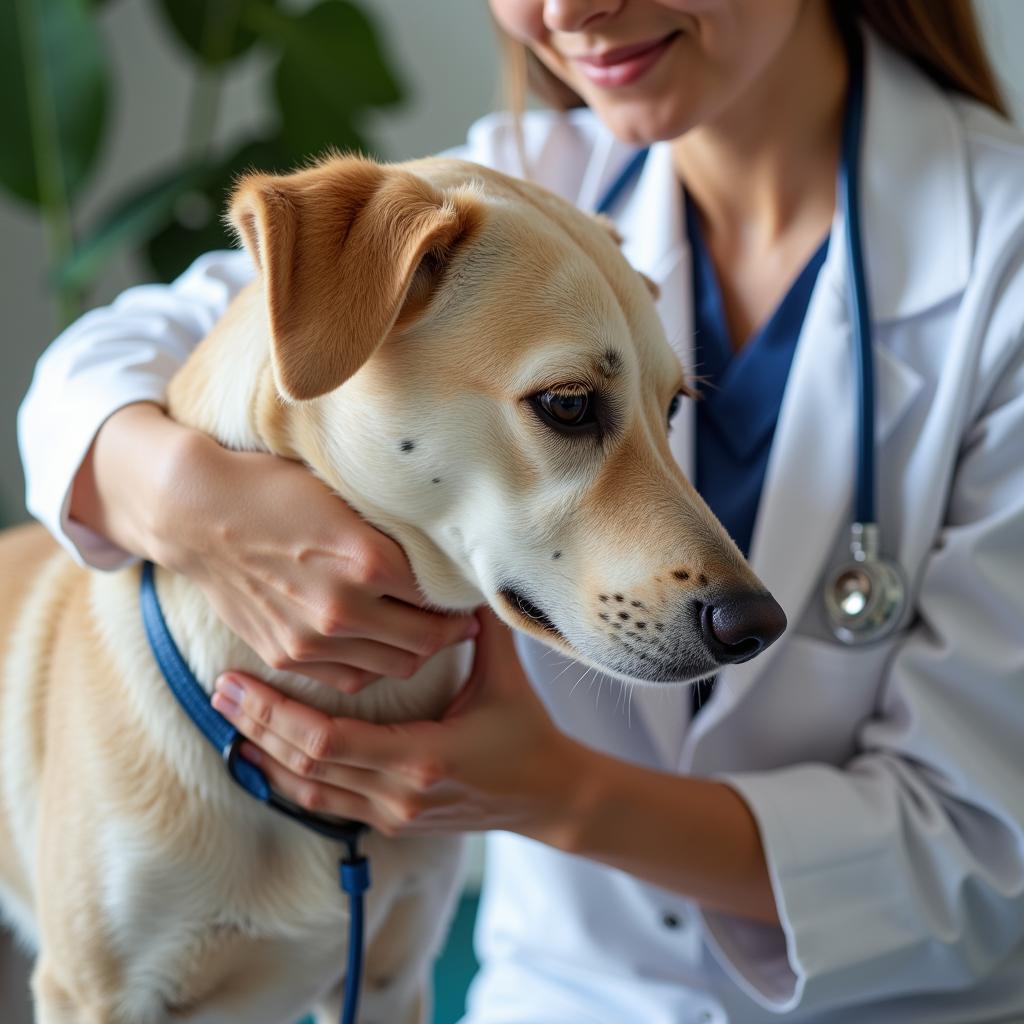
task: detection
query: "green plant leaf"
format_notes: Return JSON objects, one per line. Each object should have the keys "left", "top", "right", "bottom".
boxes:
{"left": 0, "top": 0, "right": 109, "bottom": 207}
{"left": 156, "top": 0, "right": 267, "bottom": 66}
{"left": 145, "top": 139, "right": 292, "bottom": 282}
{"left": 273, "top": 58, "right": 370, "bottom": 162}
{"left": 54, "top": 162, "right": 208, "bottom": 291}
{"left": 256, "top": 0, "right": 404, "bottom": 115}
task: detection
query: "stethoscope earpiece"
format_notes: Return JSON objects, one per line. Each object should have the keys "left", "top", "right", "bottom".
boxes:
{"left": 824, "top": 523, "right": 907, "bottom": 645}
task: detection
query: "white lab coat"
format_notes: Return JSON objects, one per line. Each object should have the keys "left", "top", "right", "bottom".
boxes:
{"left": 17, "top": 32, "right": 1024, "bottom": 1024}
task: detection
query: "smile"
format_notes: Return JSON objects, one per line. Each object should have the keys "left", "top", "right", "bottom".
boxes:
{"left": 571, "top": 31, "right": 681, "bottom": 89}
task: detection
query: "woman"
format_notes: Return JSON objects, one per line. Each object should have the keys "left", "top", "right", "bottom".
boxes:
{"left": 18, "top": 1, "right": 1024, "bottom": 1021}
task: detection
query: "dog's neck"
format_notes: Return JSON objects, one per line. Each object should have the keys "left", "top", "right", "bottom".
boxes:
{"left": 149, "top": 282, "right": 476, "bottom": 719}
{"left": 166, "top": 282, "right": 483, "bottom": 614}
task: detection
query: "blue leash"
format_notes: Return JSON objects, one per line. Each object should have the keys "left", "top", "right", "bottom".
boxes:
{"left": 140, "top": 561, "right": 370, "bottom": 1024}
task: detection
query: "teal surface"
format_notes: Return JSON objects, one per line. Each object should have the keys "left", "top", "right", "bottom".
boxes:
{"left": 297, "top": 892, "right": 480, "bottom": 1024}
{"left": 432, "top": 893, "right": 481, "bottom": 1024}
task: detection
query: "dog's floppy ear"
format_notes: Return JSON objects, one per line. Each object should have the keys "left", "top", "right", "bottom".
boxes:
{"left": 229, "top": 156, "right": 481, "bottom": 401}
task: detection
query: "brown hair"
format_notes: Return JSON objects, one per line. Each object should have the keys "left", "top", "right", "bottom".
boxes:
{"left": 501, "top": 1, "right": 1008, "bottom": 118}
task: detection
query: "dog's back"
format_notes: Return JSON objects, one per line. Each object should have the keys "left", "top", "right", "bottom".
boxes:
{"left": 0, "top": 524, "right": 60, "bottom": 655}
{"left": 0, "top": 524, "right": 68, "bottom": 943}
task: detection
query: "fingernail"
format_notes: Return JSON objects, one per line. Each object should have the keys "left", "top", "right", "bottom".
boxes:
{"left": 216, "top": 675, "right": 246, "bottom": 705}
{"left": 212, "top": 693, "right": 240, "bottom": 718}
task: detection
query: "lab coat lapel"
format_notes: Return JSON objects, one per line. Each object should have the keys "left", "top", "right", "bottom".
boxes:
{"left": 636, "top": 251, "right": 697, "bottom": 766}
{"left": 613, "top": 143, "right": 697, "bottom": 764}
{"left": 696, "top": 247, "right": 856, "bottom": 731}
{"left": 682, "top": 249, "right": 926, "bottom": 762}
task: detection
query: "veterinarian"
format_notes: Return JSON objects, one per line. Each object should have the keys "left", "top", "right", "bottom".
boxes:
{"left": 19, "top": 1, "right": 1024, "bottom": 1021}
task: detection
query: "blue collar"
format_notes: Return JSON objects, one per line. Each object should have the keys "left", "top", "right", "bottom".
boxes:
{"left": 140, "top": 561, "right": 371, "bottom": 1024}
{"left": 139, "top": 561, "right": 367, "bottom": 849}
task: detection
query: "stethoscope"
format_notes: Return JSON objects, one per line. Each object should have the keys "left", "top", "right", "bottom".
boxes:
{"left": 594, "top": 43, "right": 907, "bottom": 646}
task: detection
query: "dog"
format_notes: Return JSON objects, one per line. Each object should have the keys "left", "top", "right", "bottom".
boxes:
{"left": 0, "top": 154, "right": 785, "bottom": 1023}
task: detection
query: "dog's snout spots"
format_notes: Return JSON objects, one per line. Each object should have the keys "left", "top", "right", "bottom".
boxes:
{"left": 636, "top": 621, "right": 646, "bottom": 629}
{"left": 599, "top": 612, "right": 609, "bottom": 621}
{"left": 552, "top": 550, "right": 562, "bottom": 560}
{"left": 614, "top": 594, "right": 624, "bottom": 602}
{"left": 599, "top": 594, "right": 608, "bottom": 602}
{"left": 400, "top": 439, "right": 416, "bottom": 452}
{"left": 431, "top": 476, "right": 441, "bottom": 484}
{"left": 618, "top": 611, "right": 629, "bottom": 621}
{"left": 673, "top": 569, "right": 690, "bottom": 581}
{"left": 699, "top": 573, "right": 708, "bottom": 586}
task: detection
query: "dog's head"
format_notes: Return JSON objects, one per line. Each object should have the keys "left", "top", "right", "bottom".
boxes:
{"left": 228, "top": 154, "right": 784, "bottom": 684}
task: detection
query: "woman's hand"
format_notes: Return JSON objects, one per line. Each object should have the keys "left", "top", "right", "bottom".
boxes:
{"left": 72, "top": 403, "right": 479, "bottom": 693}
{"left": 210, "top": 608, "right": 590, "bottom": 845}
{"left": 209, "top": 608, "right": 780, "bottom": 923}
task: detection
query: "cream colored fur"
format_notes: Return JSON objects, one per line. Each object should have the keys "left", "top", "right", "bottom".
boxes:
{"left": 0, "top": 155, "right": 770, "bottom": 1023}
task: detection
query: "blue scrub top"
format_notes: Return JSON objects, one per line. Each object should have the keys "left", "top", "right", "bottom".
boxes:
{"left": 687, "top": 193, "right": 828, "bottom": 710}
{"left": 688, "top": 192, "right": 829, "bottom": 558}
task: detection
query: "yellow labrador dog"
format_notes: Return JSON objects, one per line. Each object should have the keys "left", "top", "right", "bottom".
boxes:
{"left": 0, "top": 155, "right": 784, "bottom": 1023}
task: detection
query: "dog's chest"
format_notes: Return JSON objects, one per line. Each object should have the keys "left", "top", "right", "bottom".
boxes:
{"left": 85, "top": 569, "right": 466, "bottom": 1018}
{"left": 99, "top": 800, "right": 448, "bottom": 1022}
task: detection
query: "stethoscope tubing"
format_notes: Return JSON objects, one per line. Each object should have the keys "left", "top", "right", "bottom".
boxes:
{"left": 838, "top": 42, "right": 877, "bottom": 527}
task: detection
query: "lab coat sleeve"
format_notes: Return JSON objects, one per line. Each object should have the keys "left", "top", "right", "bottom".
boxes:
{"left": 17, "top": 249, "right": 255, "bottom": 569}
{"left": 701, "top": 325, "right": 1024, "bottom": 1012}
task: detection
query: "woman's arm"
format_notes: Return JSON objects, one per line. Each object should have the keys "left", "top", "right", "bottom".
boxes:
{"left": 209, "top": 608, "right": 779, "bottom": 925}
{"left": 18, "top": 250, "right": 255, "bottom": 568}
{"left": 73, "top": 402, "right": 478, "bottom": 691}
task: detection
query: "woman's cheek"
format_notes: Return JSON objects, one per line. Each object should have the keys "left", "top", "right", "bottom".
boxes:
{"left": 489, "top": 0, "right": 547, "bottom": 44}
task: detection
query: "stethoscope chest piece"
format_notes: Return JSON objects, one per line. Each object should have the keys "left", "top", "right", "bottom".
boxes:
{"left": 825, "top": 522, "right": 907, "bottom": 645}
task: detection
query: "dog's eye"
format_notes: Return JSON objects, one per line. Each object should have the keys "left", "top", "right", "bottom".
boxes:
{"left": 532, "top": 389, "right": 598, "bottom": 432}
{"left": 667, "top": 391, "right": 683, "bottom": 429}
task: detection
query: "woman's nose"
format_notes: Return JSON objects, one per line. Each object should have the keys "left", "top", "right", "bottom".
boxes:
{"left": 543, "top": 0, "right": 623, "bottom": 33}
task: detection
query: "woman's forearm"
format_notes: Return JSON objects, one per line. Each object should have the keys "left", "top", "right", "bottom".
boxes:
{"left": 557, "top": 747, "right": 780, "bottom": 925}
{"left": 69, "top": 401, "right": 216, "bottom": 562}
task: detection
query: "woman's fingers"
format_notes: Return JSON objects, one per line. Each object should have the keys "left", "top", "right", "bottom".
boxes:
{"left": 283, "top": 662, "right": 379, "bottom": 696}
{"left": 212, "top": 672, "right": 415, "bottom": 772}
{"left": 237, "top": 730, "right": 383, "bottom": 795}
{"left": 325, "top": 593, "right": 479, "bottom": 658}
{"left": 242, "top": 745, "right": 381, "bottom": 826}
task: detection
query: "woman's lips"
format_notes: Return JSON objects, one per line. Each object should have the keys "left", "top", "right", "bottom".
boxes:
{"left": 571, "top": 32, "right": 680, "bottom": 88}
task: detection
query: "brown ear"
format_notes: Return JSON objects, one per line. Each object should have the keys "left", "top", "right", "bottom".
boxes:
{"left": 229, "top": 156, "right": 481, "bottom": 401}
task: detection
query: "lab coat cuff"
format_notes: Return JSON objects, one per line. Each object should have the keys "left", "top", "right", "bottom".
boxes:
{"left": 700, "top": 765, "right": 914, "bottom": 1014}
{"left": 21, "top": 378, "right": 170, "bottom": 571}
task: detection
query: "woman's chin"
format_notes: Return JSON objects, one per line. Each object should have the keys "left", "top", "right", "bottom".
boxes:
{"left": 587, "top": 96, "right": 700, "bottom": 148}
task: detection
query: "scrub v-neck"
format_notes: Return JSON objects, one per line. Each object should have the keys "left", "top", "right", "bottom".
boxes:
{"left": 687, "top": 191, "right": 829, "bottom": 714}
{"left": 688, "top": 190, "right": 830, "bottom": 559}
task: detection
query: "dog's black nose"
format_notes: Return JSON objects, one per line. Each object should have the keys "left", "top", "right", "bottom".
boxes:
{"left": 699, "top": 592, "right": 787, "bottom": 664}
